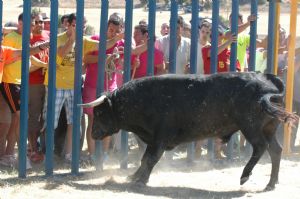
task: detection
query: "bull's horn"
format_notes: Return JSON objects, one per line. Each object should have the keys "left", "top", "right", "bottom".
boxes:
{"left": 78, "top": 95, "right": 107, "bottom": 108}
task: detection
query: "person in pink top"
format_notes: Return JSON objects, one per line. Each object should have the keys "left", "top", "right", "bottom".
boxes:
{"left": 131, "top": 23, "right": 165, "bottom": 79}
{"left": 82, "top": 13, "right": 125, "bottom": 163}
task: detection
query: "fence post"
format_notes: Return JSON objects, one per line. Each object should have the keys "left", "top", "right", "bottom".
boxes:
{"left": 19, "top": 0, "right": 31, "bottom": 178}
{"left": 226, "top": 0, "right": 239, "bottom": 161}
{"left": 207, "top": 0, "right": 220, "bottom": 160}
{"left": 147, "top": 0, "right": 156, "bottom": 76}
{"left": 120, "top": 0, "right": 134, "bottom": 169}
{"left": 72, "top": 0, "right": 85, "bottom": 175}
{"left": 249, "top": 0, "right": 258, "bottom": 72}
{"left": 266, "top": 0, "right": 276, "bottom": 74}
{"left": 186, "top": 0, "right": 199, "bottom": 163}
{"left": 45, "top": 0, "right": 58, "bottom": 176}
{"left": 0, "top": 0, "right": 2, "bottom": 47}
{"left": 168, "top": 0, "right": 178, "bottom": 74}
{"left": 95, "top": 0, "right": 109, "bottom": 171}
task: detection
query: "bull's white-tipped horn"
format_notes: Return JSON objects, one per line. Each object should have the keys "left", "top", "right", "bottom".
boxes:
{"left": 78, "top": 95, "right": 107, "bottom": 108}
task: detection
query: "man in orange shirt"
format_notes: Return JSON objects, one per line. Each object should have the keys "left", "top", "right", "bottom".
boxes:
{"left": 0, "top": 42, "right": 49, "bottom": 167}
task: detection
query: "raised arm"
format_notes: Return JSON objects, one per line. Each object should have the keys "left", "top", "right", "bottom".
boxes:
{"left": 223, "top": 14, "right": 256, "bottom": 40}
{"left": 207, "top": 34, "right": 237, "bottom": 58}
{"left": 57, "top": 27, "right": 76, "bottom": 58}
{"left": 29, "top": 56, "right": 48, "bottom": 72}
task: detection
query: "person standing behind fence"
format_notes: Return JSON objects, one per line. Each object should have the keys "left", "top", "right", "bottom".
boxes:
{"left": 1, "top": 13, "right": 29, "bottom": 168}
{"left": 201, "top": 28, "right": 238, "bottom": 159}
{"left": 27, "top": 13, "right": 50, "bottom": 163}
{"left": 160, "top": 22, "right": 170, "bottom": 36}
{"left": 155, "top": 16, "right": 190, "bottom": 74}
{"left": 59, "top": 14, "right": 69, "bottom": 33}
{"left": 0, "top": 36, "right": 50, "bottom": 168}
{"left": 42, "top": 13, "right": 125, "bottom": 163}
{"left": 0, "top": 88, "right": 11, "bottom": 165}
{"left": 130, "top": 23, "right": 165, "bottom": 155}
{"left": 131, "top": 23, "right": 165, "bottom": 79}
{"left": 228, "top": 13, "right": 257, "bottom": 72}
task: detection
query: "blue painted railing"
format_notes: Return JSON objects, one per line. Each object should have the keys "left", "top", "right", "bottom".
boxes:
{"left": 147, "top": 0, "right": 156, "bottom": 76}
{"left": 267, "top": 0, "right": 276, "bottom": 73}
{"left": 72, "top": 0, "right": 85, "bottom": 175}
{"left": 249, "top": 0, "right": 258, "bottom": 71}
{"left": 19, "top": 0, "right": 31, "bottom": 178}
{"left": 0, "top": 0, "right": 279, "bottom": 177}
{"left": 168, "top": 0, "right": 178, "bottom": 74}
{"left": 45, "top": 0, "right": 58, "bottom": 176}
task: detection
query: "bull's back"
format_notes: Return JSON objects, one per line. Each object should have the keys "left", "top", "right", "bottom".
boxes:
{"left": 114, "top": 73, "right": 283, "bottom": 144}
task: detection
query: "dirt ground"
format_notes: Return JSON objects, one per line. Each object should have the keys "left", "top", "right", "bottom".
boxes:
{"left": 1, "top": 1, "right": 300, "bottom": 199}
{"left": 0, "top": 149, "right": 300, "bottom": 199}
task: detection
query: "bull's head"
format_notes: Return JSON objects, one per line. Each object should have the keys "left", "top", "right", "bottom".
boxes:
{"left": 78, "top": 95, "right": 119, "bottom": 140}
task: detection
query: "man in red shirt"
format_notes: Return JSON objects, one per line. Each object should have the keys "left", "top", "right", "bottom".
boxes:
{"left": 28, "top": 13, "right": 50, "bottom": 163}
{"left": 202, "top": 31, "right": 237, "bottom": 74}
{"left": 131, "top": 23, "right": 165, "bottom": 79}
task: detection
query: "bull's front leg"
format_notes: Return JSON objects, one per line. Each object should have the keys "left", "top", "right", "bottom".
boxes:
{"left": 128, "top": 143, "right": 165, "bottom": 185}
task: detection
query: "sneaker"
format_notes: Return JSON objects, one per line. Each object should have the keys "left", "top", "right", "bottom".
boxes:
{"left": 29, "top": 152, "right": 44, "bottom": 163}
{"left": 0, "top": 155, "right": 17, "bottom": 167}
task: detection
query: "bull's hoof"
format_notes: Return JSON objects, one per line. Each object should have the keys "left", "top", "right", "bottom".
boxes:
{"left": 127, "top": 174, "right": 135, "bottom": 182}
{"left": 127, "top": 174, "right": 148, "bottom": 185}
{"left": 264, "top": 184, "right": 275, "bottom": 191}
{"left": 240, "top": 176, "right": 249, "bottom": 185}
{"left": 240, "top": 171, "right": 252, "bottom": 185}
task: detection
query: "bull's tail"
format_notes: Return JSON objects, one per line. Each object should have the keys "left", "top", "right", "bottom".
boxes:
{"left": 264, "top": 73, "right": 285, "bottom": 94}
{"left": 260, "top": 93, "right": 299, "bottom": 127}
{"left": 261, "top": 74, "right": 299, "bottom": 126}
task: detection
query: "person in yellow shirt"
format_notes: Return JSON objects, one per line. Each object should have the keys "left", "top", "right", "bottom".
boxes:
{"left": 42, "top": 13, "right": 126, "bottom": 163}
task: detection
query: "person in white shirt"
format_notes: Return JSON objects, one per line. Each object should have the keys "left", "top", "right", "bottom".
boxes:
{"left": 155, "top": 16, "right": 190, "bottom": 75}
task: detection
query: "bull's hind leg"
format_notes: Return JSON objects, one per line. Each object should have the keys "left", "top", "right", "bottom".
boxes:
{"left": 128, "top": 143, "right": 165, "bottom": 185}
{"left": 240, "top": 130, "right": 267, "bottom": 186}
{"left": 265, "top": 133, "right": 282, "bottom": 190}
{"left": 260, "top": 119, "right": 283, "bottom": 190}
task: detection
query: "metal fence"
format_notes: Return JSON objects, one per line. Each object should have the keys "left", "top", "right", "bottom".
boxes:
{"left": 0, "top": 0, "right": 292, "bottom": 178}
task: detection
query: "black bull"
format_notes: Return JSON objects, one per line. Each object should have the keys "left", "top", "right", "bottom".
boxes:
{"left": 79, "top": 72, "right": 298, "bottom": 190}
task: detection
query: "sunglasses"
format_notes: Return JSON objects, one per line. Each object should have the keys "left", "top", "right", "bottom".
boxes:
{"left": 35, "top": 20, "right": 44, "bottom": 25}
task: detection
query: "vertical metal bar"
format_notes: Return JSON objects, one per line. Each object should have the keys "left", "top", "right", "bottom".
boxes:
{"left": 45, "top": 0, "right": 58, "bottom": 176}
{"left": 249, "top": 0, "right": 258, "bottom": 72}
{"left": 273, "top": 2, "right": 280, "bottom": 76}
{"left": 283, "top": 0, "right": 297, "bottom": 155}
{"left": 169, "top": 0, "right": 178, "bottom": 74}
{"left": 186, "top": 0, "right": 199, "bottom": 163}
{"left": 121, "top": 0, "right": 133, "bottom": 169}
{"left": 95, "top": 0, "right": 109, "bottom": 171}
{"left": 210, "top": 0, "right": 219, "bottom": 74}
{"left": 229, "top": 0, "right": 239, "bottom": 72}
{"left": 266, "top": 0, "right": 276, "bottom": 74}
{"left": 147, "top": 0, "right": 156, "bottom": 76}
{"left": 72, "top": 0, "right": 84, "bottom": 175}
{"left": 226, "top": 0, "right": 239, "bottom": 161}
{"left": 207, "top": 0, "right": 220, "bottom": 159}
{"left": 189, "top": 0, "right": 199, "bottom": 74}
{"left": 19, "top": 0, "right": 31, "bottom": 178}
{"left": 246, "top": 0, "right": 257, "bottom": 155}
{"left": 0, "top": 0, "right": 2, "bottom": 48}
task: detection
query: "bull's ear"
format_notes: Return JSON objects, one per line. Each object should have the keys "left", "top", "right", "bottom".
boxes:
{"left": 78, "top": 95, "right": 107, "bottom": 108}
